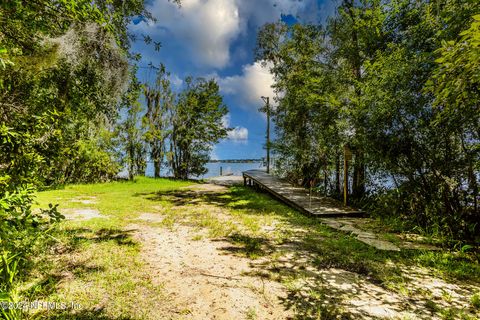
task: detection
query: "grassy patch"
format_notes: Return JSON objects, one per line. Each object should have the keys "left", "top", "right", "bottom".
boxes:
{"left": 23, "top": 223, "right": 165, "bottom": 319}
{"left": 34, "top": 176, "right": 192, "bottom": 220}
{"left": 23, "top": 177, "right": 194, "bottom": 319}
{"left": 471, "top": 292, "right": 480, "bottom": 310}
{"left": 22, "top": 178, "right": 480, "bottom": 320}
{"left": 227, "top": 233, "right": 269, "bottom": 258}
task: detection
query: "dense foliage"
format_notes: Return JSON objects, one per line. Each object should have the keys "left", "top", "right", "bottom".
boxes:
{"left": 0, "top": 2, "right": 141, "bottom": 186}
{"left": 256, "top": 0, "right": 480, "bottom": 241}
{"left": 0, "top": 1, "right": 155, "bottom": 316}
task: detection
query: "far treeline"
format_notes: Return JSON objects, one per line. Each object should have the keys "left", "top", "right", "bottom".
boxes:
{"left": 256, "top": 0, "right": 479, "bottom": 241}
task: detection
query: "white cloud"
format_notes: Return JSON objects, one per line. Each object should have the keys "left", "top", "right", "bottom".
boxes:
{"left": 210, "top": 145, "right": 219, "bottom": 160}
{"left": 136, "top": 0, "right": 241, "bottom": 68}
{"left": 222, "top": 113, "right": 248, "bottom": 141}
{"left": 170, "top": 73, "right": 183, "bottom": 89}
{"left": 228, "top": 126, "right": 248, "bottom": 141}
{"left": 221, "top": 114, "right": 230, "bottom": 128}
{"left": 131, "top": 0, "right": 321, "bottom": 69}
{"left": 219, "top": 61, "right": 275, "bottom": 111}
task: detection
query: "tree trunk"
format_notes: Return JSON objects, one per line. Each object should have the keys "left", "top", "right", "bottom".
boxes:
{"left": 344, "top": 0, "right": 366, "bottom": 199}
{"left": 353, "top": 152, "right": 365, "bottom": 199}
{"left": 324, "top": 167, "right": 328, "bottom": 194}
{"left": 153, "top": 158, "right": 161, "bottom": 178}
{"left": 335, "top": 153, "right": 341, "bottom": 196}
{"left": 128, "top": 142, "right": 135, "bottom": 180}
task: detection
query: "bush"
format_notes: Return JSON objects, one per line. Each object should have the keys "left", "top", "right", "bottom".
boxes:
{"left": 0, "top": 184, "right": 64, "bottom": 320}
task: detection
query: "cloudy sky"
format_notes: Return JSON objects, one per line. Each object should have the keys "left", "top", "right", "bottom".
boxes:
{"left": 129, "top": 0, "right": 336, "bottom": 160}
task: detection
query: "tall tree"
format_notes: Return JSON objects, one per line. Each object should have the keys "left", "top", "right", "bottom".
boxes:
{"left": 169, "top": 78, "right": 228, "bottom": 179}
{"left": 143, "top": 65, "right": 174, "bottom": 178}
{"left": 327, "top": 0, "right": 386, "bottom": 199}
{"left": 428, "top": 13, "right": 480, "bottom": 230}
{"left": 119, "top": 69, "right": 146, "bottom": 180}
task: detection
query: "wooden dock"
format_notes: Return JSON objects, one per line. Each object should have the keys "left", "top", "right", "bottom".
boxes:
{"left": 242, "top": 170, "right": 364, "bottom": 218}
{"left": 241, "top": 170, "right": 407, "bottom": 251}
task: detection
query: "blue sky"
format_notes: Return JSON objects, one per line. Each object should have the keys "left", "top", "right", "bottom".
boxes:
{"left": 129, "top": 0, "right": 336, "bottom": 160}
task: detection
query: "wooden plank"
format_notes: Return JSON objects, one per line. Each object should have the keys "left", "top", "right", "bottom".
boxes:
{"left": 242, "top": 170, "right": 364, "bottom": 218}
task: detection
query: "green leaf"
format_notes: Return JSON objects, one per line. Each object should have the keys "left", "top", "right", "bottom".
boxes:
{"left": 461, "top": 244, "right": 473, "bottom": 253}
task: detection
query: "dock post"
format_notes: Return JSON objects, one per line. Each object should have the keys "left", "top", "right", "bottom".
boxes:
{"left": 220, "top": 166, "right": 223, "bottom": 176}
{"left": 344, "top": 158, "right": 348, "bottom": 205}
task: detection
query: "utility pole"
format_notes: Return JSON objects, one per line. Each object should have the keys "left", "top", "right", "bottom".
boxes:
{"left": 261, "top": 96, "right": 270, "bottom": 174}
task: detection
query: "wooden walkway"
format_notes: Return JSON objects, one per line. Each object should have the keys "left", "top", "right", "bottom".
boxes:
{"left": 242, "top": 170, "right": 404, "bottom": 251}
{"left": 242, "top": 170, "right": 364, "bottom": 218}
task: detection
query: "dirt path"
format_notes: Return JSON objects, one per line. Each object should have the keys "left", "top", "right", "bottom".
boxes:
{"left": 125, "top": 183, "right": 479, "bottom": 320}
{"left": 55, "top": 183, "right": 478, "bottom": 319}
{"left": 131, "top": 223, "right": 292, "bottom": 320}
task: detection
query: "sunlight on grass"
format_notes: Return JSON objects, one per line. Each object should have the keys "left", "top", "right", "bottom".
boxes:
{"left": 25, "top": 177, "right": 194, "bottom": 319}
{"left": 35, "top": 177, "right": 193, "bottom": 223}
{"left": 24, "top": 178, "right": 480, "bottom": 319}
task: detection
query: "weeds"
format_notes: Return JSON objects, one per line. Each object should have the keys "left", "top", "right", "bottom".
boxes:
{"left": 471, "top": 292, "right": 480, "bottom": 310}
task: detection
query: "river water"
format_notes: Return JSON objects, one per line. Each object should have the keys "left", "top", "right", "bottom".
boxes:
{"left": 144, "top": 161, "right": 266, "bottom": 179}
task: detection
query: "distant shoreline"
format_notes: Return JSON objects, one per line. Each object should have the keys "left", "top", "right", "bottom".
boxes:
{"left": 207, "top": 159, "right": 263, "bottom": 163}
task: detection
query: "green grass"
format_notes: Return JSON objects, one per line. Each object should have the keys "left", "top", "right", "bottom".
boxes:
{"left": 245, "top": 307, "right": 257, "bottom": 320}
{"left": 24, "top": 177, "right": 193, "bottom": 319}
{"left": 20, "top": 177, "right": 480, "bottom": 319}
{"left": 34, "top": 176, "right": 192, "bottom": 222}
{"left": 471, "top": 292, "right": 480, "bottom": 310}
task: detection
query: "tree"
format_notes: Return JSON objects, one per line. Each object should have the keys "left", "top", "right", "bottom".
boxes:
{"left": 327, "top": 0, "right": 387, "bottom": 199}
{"left": 169, "top": 78, "right": 228, "bottom": 179}
{"left": 257, "top": 23, "right": 343, "bottom": 188}
{"left": 143, "top": 64, "right": 175, "bottom": 178}
{"left": 428, "top": 14, "right": 480, "bottom": 230}
{"left": 255, "top": 0, "right": 480, "bottom": 240}
{"left": 119, "top": 69, "right": 147, "bottom": 180}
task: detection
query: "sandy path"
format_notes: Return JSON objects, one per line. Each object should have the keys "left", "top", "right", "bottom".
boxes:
{"left": 126, "top": 184, "right": 479, "bottom": 319}
{"left": 131, "top": 224, "right": 293, "bottom": 320}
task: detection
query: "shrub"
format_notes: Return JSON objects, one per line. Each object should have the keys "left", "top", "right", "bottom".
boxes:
{"left": 0, "top": 184, "right": 64, "bottom": 320}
